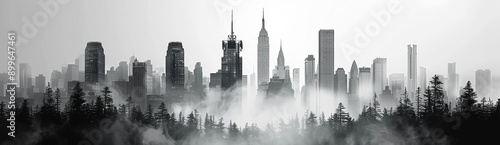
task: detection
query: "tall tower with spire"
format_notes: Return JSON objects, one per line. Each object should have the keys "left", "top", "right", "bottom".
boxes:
{"left": 349, "top": 60, "right": 359, "bottom": 95}
{"left": 258, "top": 8, "right": 270, "bottom": 87}
{"left": 273, "top": 40, "right": 290, "bottom": 80}
{"left": 220, "top": 10, "right": 243, "bottom": 111}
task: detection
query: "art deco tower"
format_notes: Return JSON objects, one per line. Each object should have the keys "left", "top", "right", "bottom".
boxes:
{"left": 258, "top": 9, "right": 270, "bottom": 86}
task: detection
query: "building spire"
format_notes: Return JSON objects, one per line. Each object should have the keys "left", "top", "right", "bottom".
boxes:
{"left": 278, "top": 39, "right": 284, "bottom": 67}
{"left": 262, "top": 8, "right": 265, "bottom": 29}
{"left": 231, "top": 10, "right": 234, "bottom": 36}
{"left": 228, "top": 10, "right": 236, "bottom": 40}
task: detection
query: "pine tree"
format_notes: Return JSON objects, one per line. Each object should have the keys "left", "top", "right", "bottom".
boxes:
{"left": 458, "top": 81, "right": 477, "bottom": 112}
{"left": 187, "top": 112, "right": 199, "bottom": 136}
{"left": 94, "top": 96, "right": 105, "bottom": 120}
{"left": 54, "top": 88, "right": 61, "bottom": 113}
{"left": 144, "top": 104, "right": 155, "bottom": 126}
{"left": 68, "top": 82, "right": 86, "bottom": 124}
{"left": 102, "top": 86, "right": 113, "bottom": 116}
{"left": 422, "top": 85, "right": 433, "bottom": 120}
{"left": 430, "top": 75, "right": 445, "bottom": 116}
{"left": 416, "top": 87, "right": 423, "bottom": 121}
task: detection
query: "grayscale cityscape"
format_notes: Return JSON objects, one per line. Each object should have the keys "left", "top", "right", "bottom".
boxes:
{"left": 1, "top": 0, "right": 499, "bottom": 145}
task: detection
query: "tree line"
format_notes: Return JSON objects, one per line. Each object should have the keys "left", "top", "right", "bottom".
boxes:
{"left": 1, "top": 75, "right": 499, "bottom": 144}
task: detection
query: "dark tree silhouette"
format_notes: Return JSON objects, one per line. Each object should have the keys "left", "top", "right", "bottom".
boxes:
{"left": 458, "top": 81, "right": 477, "bottom": 112}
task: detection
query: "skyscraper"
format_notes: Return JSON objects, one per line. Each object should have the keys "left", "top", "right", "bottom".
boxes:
{"left": 476, "top": 69, "right": 491, "bottom": 98}
{"left": 293, "top": 68, "right": 300, "bottom": 99}
{"left": 347, "top": 61, "right": 360, "bottom": 115}
{"left": 85, "top": 42, "right": 105, "bottom": 86}
{"left": 372, "top": 58, "right": 387, "bottom": 95}
{"left": 35, "top": 74, "right": 46, "bottom": 93}
{"left": 129, "top": 55, "right": 136, "bottom": 77}
{"left": 359, "top": 67, "right": 371, "bottom": 102}
{"left": 349, "top": 61, "right": 359, "bottom": 95}
{"left": 419, "top": 67, "right": 427, "bottom": 91}
{"left": 272, "top": 41, "right": 290, "bottom": 80}
{"left": 407, "top": 44, "right": 417, "bottom": 98}
{"left": 334, "top": 68, "right": 347, "bottom": 100}
{"left": 194, "top": 62, "right": 203, "bottom": 96}
{"left": 132, "top": 59, "right": 147, "bottom": 110}
{"left": 220, "top": 11, "right": 243, "bottom": 111}
{"left": 67, "top": 64, "right": 79, "bottom": 82}
{"left": 166, "top": 42, "right": 185, "bottom": 106}
{"left": 389, "top": 73, "right": 404, "bottom": 95}
{"left": 50, "top": 70, "right": 62, "bottom": 88}
{"left": 118, "top": 61, "right": 128, "bottom": 81}
{"left": 257, "top": 9, "right": 270, "bottom": 86}
{"left": 318, "top": 29, "right": 335, "bottom": 97}
{"left": 19, "top": 63, "right": 32, "bottom": 97}
{"left": 304, "top": 55, "right": 315, "bottom": 109}
{"left": 448, "top": 62, "right": 458, "bottom": 100}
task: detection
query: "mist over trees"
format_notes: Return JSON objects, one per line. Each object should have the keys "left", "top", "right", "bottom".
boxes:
{"left": 1, "top": 76, "right": 500, "bottom": 145}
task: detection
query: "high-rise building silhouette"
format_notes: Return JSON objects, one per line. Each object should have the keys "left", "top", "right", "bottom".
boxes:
{"left": 349, "top": 61, "right": 359, "bottom": 95}
{"left": 19, "top": 63, "right": 32, "bottom": 98}
{"left": 372, "top": 58, "right": 387, "bottom": 95}
{"left": 50, "top": 70, "right": 62, "bottom": 88}
{"left": 209, "top": 70, "right": 222, "bottom": 89}
{"left": 334, "top": 68, "right": 347, "bottom": 100}
{"left": 85, "top": 42, "right": 105, "bottom": 86}
{"left": 347, "top": 60, "right": 360, "bottom": 115}
{"left": 418, "top": 67, "right": 427, "bottom": 91}
{"left": 35, "top": 74, "right": 46, "bottom": 93}
{"left": 220, "top": 11, "right": 243, "bottom": 111}
{"left": 118, "top": 61, "right": 128, "bottom": 81}
{"left": 67, "top": 64, "right": 79, "bottom": 82}
{"left": 293, "top": 68, "right": 300, "bottom": 98}
{"left": 165, "top": 42, "right": 185, "bottom": 107}
{"left": 194, "top": 62, "right": 204, "bottom": 96}
{"left": 129, "top": 55, "right": 136, "bottom": 77}
{"left": 303, "top": 55, "right": 315, "bottom": 109}
{"left": 258, "top": 9, "right": 270, "bottom": 86}
{"left": 389, "top": 73, "right": 404, "bottom": 96}
{"left": 106, "top": 67, "right": 119, "bottom": 86}
{"left": 448, "top": 62, "right": 458, "bottom": 100}
{"left": 407, "top": 44, "right": 417, "bottom": 98}
{"left": 475, "top": 69, "right": 491, "bottom": 98}
{"left": 272, "top": 41, "right": 290, "bottom": 80}
{"left": 359, "top": 67, "right": 371, "bottom": 103}
{"left": 132, "top": 59, "right": 147, "bottom": 110}
{"left": 318, "top": 29, "right": 335, "bottom": 98}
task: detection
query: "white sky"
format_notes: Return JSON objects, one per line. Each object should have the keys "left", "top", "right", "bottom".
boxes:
{"left": 1, "top": 0, "right": 499, "bottom": 88}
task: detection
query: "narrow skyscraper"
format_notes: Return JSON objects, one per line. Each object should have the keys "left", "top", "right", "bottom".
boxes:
{"left": 132, "top": 59, "right": 147, "bottom": 110}
{"left": 166, "top": 42, "right": 185, "bottom": 108}
{"left": 448, "top": 62, "right": 458, "bottom": 100}
{"left": 407, "top": 44, "right": 417, "bottom": 98}
{"left": 303, "top": 55, "right": 315, "bottom": 109}
{"left": 194, "top": 62, "right": 203, "bottom": 96}
{"left": 318, "top": 29, "right": 335, "bottom": 99}
{"left": 349, "top": 61, "right": 359, "bottom": 95}
{"left": 220, "top": 11, "right": 243, "bottom": 111}
{"left": 334, "top": 68, "right": 347, "bottom": 100}
{"left": 293, "top": 68, "right": 300, "bottom": 99}
{"left": 418, "top": 67, "right": 427, "bottom": 91}
{"left": 85, "top": 42, "right": 105, "bottom": 86}
{"left": 258, "top": 9, "right": 270, "bottom": 86}
{"left": 372, "top": 58, "right": 387, "bottom": 95}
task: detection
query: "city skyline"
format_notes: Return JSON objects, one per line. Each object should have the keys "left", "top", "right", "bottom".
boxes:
{"left": 2, "top": 1, "right": 500, "bottom": 89}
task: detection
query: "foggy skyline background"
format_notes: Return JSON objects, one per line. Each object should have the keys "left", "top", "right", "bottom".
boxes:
{"left": 1, "top": 0, "right": 499, "bottom": 89}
